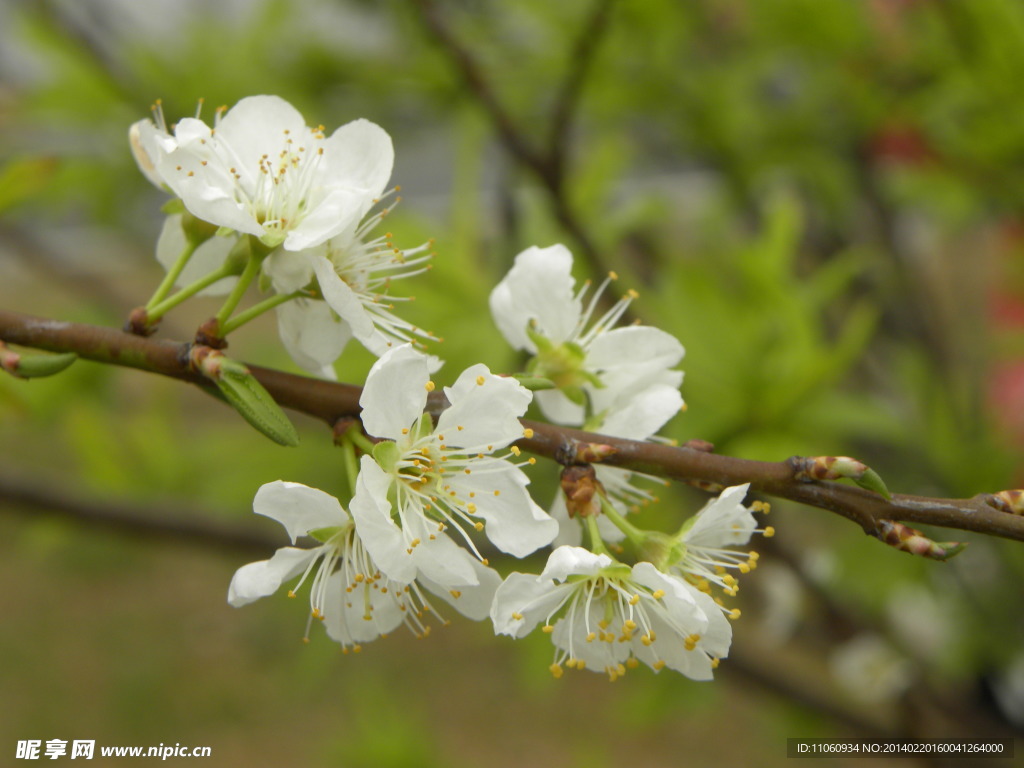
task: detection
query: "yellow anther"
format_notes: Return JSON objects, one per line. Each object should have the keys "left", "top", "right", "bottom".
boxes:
{"left": 729, "top": 608, "right": 742, "bottom": 620}
{"left": 609, "top": 270, "right": 619, "bottom": 280}
{"left": 523, "top": 428, "right": 534, "bottom": 438}
{"left": 512, "top": 612, "right": 523, "bottom": 621}
{"left": 653, "top": 660, "right": 666, "bottom": 671}
{"left": 623, "top": 619, "right": 638, "bottom": 631}
{"left": 629, "top": 594, "right": 641, "bottom": 606}
{"left": 764, "top": 526, "right": 775, "bottom": 538}
{"left": 401, "top": 428, "right": 409, "bottom": 434}
{"left": 542, "top": 624, "right": 554, "bottom": 634}
{"left": 411, "top": 538, "right": 421, "bottom": 547}
{"left": 739, "top": 563, "right": 751, "bottom": 574}
{"left": 450, "top": 590, "right": 462, "bottom": 599}
{"left": 586, "top": 632, "right": 597, "bottom": 643}
{"left": 528, "top": 457, "right": 536, "bottom": 465}
{"left": 474, "top": 521, "right": 484, "bottom": 532}
{"left": 476, "top": 375, "right": 485, "bottom": 385}
{"left": 425, "top": 381, "right": 435, "bottom": 392}
{"left": 494, "top": 490, "right": 500, "bottom": 496}
{"left": 467, "top": 503, "right": 477, "bottom": 513}
{"left": 510, "top": 446, "right": 521, "bottom": 456}
{"left": 711, "top": 657, "right": 720, "bottom": 669}
{"left": 354, "top": 573, "right": 365, "bottom": 583}
{"left": 549, "top": 663, "right": 564, "bottom": 679}
{"left": 652, "top": 589, "right": 666, "bottom": 600}
{"left": 287, "top": 590, "right": 297, "bottom": 598}
{"left": 626, "top": 657, "right": 639, "bottom": 669}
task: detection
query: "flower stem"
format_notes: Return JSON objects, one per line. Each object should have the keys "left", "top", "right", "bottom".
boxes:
{"left": 219, "top": 291, "right": 306, "bottom": 336}
{"left": 346, "top": 429, "right": 378, "bottom": 456}
{"left": 599, "top": 494, "right": 646, "bottom": 548}
{"left": 585, "top": 514, "right": 612, "bottom": 557}
{"left": 145, "top": 261, "right": 238, "bottom": 323}
{"left": 337, "top": 433, "right": 360, "bottom": 500}
{"left": 145, "top": 241, "right": 197, "bottom": 311}
{"left": 213, "top": 252, "right": 262, "bottom": 329}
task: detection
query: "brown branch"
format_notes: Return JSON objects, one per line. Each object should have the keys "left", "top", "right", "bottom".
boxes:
{"left": 0, "top": 469, "right": 281, "bottom": 555}
{"left": 3, "top": 309, "right": 1024, "bottom": 543}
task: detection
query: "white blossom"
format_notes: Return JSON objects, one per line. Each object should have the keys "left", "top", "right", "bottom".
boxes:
{"left": 349, "top": 345, "right": 557, "bottom": 586}
{"left": 491, "top": 546, "right": 732, "bottom": 681}
{"left": 150, "top": 95, "right": 393, "bottom": 252}
{"left": 228, "top": 480, "right": 498, "bottom": 651}
{"left": 489, "top": 244, "right": 684, "bottom": 425}
{"left": 666, "top": 484, "right": 766, "bottom": 596}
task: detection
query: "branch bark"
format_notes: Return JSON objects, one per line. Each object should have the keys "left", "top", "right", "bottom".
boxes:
{"left": 3, "top": 309, "right": 1024, "bottom": 543}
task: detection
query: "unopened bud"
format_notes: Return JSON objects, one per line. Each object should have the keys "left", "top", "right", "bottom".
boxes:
{"left": 877, "top": 520, "right": 966, "bottom": 561}
{"left": 990, "top": 489, "right": 1024, "bottom": 515}
{"left": 0, "top": 343, "right": 77, "bottom": 379}
{"left": 792, "top": 455, "right": 891, "bottom": 499}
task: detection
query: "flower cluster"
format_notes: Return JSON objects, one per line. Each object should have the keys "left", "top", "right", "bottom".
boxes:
{"left": 130, "top": 95, "right": 437, "bottom": 378}
{"left": 129, "top": 95, "right": 770, "bottom": 681}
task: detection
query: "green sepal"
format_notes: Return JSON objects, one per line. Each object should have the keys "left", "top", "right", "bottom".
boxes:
{"left": 411, "top": 413, "right": 434, "bottom": 443}
{"left": 214, "top": 358, "right": 300, "bottom": 447}
{"left": 372, "top": 440, "right": 401, "bottom": 473}
{"left": 525, "top": 323, "right": 554, "bottom": 354}
{"left": 308, "top": 526, "right": 344, "bottom": 544}
{"left": 9, "top": 351, "right": 78, "bottom": 379}
{"left": 562, "top": 384, "right": 587, "bottom": 407}
{"left": 180, "top": 210, "right": 219, "bottom": 246}
{"left": 853, "top": 468, "right": 892, "bottom": 500}
{"left": 511, "top": 374, "right": 557, "bottom": 391}
{"left": 160, "top": 198, "right": 186, "bottom": 215}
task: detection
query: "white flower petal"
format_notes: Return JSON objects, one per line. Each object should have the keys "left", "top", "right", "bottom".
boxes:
{"left": 210, "top": 95, "right": 308, "bottom": 176}
{"left": 312, "top": 253, "right": 382, "bottom": 352}
{"left": 283, "top": 187, "right": 370, "bottom": 252}
{"left": 597, "top": 383, "right": 683, "bottom": 440}
{"left": 320, "top": 118, "right": 394, "bottom": 215}
{"left": 490, "top": 572, "right": 572, "bottom": 637}
{"left": 253, "top": 480, "right": 349, "bottom": 542}
{"left": 129, "top": 119, "right": 170, "bottom": 189}
{"left": 359, "top": 345, "right": 431, "bottom": 440}
{"left": 549, "top": 492, "right": 583, "bottom": 548}
{"left": 349, "top": 457, "right": 417, "bottom": 583}
{"left": 276, "top": 299, "right": 352, "bottom": 380}
{"left": 452, "top": 459, "right": 557, "bottom": 556}
{"left": 263, "top": 248, "right": 316, "bottom": 294}
{"left": 489, "top": 244, "right": 580, "bottom": 352}
{"left": 436, "top": 364, "right": 531, "bottom": 449}
{"left": 534, "top": 388, "right": 585, "bottom": 426}
{"left": 421, "top": 557, "right": 501, "bottom": 621}
{"left": 685, "top": 484, "right": 755, "bottom": 548}
{"left": 540, "top": 545, "right": 612, "bottom": 583}
{"left": 409, "top": 531, "right": 478, "bottom": 588}
{"left": 322, "top": 570, "right": 405, "bottom": 646}
{"left": 227, "top": 546, "right": 320, "bottom": 607}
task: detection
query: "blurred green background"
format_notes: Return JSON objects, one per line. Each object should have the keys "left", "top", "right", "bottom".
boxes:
{"left": 2, "top": 0, "right": 1024, "bottom": 765}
